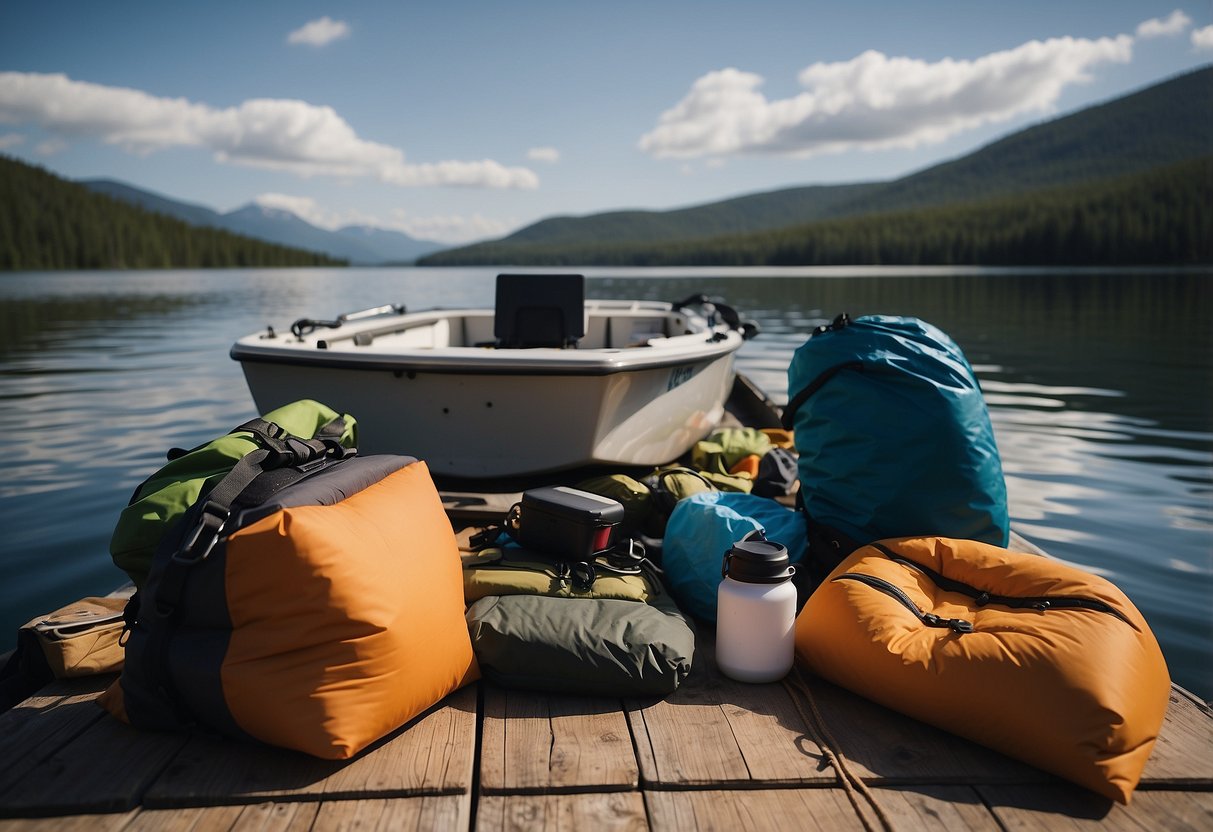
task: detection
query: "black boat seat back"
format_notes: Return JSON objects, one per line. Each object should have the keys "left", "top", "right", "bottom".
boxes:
{"left": 494, "top": 273, "right": 586, "bottom": 348}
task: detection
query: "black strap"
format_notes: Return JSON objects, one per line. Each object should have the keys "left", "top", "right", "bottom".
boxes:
{"left": 315, "top": 416, "right": 348, "bottom": 443}
{"left": 782, "top": 313, "right": 857, "bottom": 429}
{"left": 141, "top": 439, "right": 350, "bottom": 725}
{"left": 151, "top": 448, "right": 276, "bottom": 621}
{"left": 781, "top": 361, "right": 864, "bottom": 430}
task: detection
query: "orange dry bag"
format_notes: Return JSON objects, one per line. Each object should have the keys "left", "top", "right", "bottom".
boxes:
{"left": 795, "top": 536, "right": 1170, "bottom": 803}
{"left": 103, "top": 446, "right": 478, "bottom": 760}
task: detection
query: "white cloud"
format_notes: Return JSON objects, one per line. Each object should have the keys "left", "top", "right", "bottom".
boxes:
{"left": 639, "top": 35, "right": 1133, "bottom": 160}
{"left": 1193, "top": 24, "right": 1213, "bottom": 50}
{"left": 0, "top": 132, "right": 24, "bottom": 150}
{"left": 0, "top": 72, "right": 539, "bottom": 189}
{"left": 391, "top": 211, "right": 515, "bottom": 244}
{"left": 249, "top": 193, "right": 515, "bottom": 243}
{"left": 248, "top": 193, "right": 515, "bottom": 244}
{"left": 35, "top": 137, "right": 68, "bottom": 156}
{"left": 288, "top": 17, "right": 350, "bottom": 47}
{"left": 527, "top": 146, "right": 560, "bottom": 163}
{"left": 253, "top": 193, "right": 332, "bottom": 225}
{"left": 1136, "top": 9, "right": 1191, "bottom": 39}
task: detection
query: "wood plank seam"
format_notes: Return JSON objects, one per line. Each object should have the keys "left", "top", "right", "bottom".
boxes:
{"left": 468, "top": 681, "right": 485, "bottom": 830}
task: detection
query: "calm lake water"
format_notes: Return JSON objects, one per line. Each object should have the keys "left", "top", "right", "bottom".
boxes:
{"left": 1, "top": 267, "right": 1210, "bottom": 699}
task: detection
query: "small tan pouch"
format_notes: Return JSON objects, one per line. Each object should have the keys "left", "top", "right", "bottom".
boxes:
{"left": 27, "top": 596, "right": 127, "bottom": 677}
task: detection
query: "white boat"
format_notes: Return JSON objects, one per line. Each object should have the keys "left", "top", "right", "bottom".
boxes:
{"left": 230, "top": 274, "right": 756, "bottom": 478}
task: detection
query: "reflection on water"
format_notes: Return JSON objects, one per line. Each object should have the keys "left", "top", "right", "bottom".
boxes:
{"left": 0, "top": 267, "right": 1209, "bottom": 699}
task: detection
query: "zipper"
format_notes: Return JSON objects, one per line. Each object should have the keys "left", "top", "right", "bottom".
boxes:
{"left": 834, "top": 572, "right": 975, "bottom": 634}
{"left": 869, "top": 542, "right": 1134, "bottom": 626}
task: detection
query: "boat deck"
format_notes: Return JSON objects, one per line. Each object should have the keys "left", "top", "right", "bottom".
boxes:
{"left": 1, "top": 630, "right": 1211, "bottom": 830}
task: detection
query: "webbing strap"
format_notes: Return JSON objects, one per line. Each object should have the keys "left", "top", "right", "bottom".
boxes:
{"left": 142, "top": 436, "right": 347, "bottom": 724}
{"left": 781, "top": 361, "right": 864, "bottom": 430}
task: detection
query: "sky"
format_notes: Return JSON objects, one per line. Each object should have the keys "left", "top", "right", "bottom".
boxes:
{"left": 1, "top": 1, "right": 1210, "bottom": 245}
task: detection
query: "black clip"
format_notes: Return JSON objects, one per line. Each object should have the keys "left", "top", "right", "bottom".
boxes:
{"left": 173, "top": 501, "right": 228, "bottom": 564}
{"left": 555, "top": 561, "right": 596, "bottom": 591}
{"left": 569, "top": 561, "right": 596, "bottom": 591}
{"left": 469, "top": 524, "right": 504, "bottom": 551}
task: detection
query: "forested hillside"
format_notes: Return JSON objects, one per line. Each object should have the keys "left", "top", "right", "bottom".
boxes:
{"left": 0, "top": 157, "right": 346, "bottom": 270}
{"left": 421, "top": 66, "right": 1213, "bottom": 266}
{"left": 420, "top": 157, "right": 1212, "bottom": 267}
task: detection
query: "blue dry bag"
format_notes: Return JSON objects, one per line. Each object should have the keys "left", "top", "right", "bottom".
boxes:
{"left": 783, "top": 314, "right": 1008, "bottom": 588}
{"left": 663, "top": 491, "right": 807, "bottom": 622}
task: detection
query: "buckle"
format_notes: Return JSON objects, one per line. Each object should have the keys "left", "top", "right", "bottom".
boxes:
{"left": 173, "top": 501, "right": 228, "bottom": 564}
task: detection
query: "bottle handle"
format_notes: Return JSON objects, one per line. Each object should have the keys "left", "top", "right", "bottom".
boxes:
{"left": 721, "top": 528, "right": 768, "bottom": 578}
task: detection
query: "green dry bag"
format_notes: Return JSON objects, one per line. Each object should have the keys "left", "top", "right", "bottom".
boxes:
{"left": 109, "top": 400, "right": 356, "bottom": 588}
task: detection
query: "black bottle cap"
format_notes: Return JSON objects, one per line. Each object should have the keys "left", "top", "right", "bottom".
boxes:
{"left": 721, "top": 536, "right": 794, "bottom": 584}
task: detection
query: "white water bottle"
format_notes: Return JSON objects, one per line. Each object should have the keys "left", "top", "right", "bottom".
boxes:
{"left": 716, "top": 531, "right": 797, "bottom": 683}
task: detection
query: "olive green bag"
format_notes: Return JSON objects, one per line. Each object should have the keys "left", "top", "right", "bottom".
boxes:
{"left": 463, "top": 535, "right": 695, "bottom": 696}
{"left": 466, "top": 587, "right": 695, "bottom": 697}
{"left": 109, "top": 400, "right": 356, "bottom": 588}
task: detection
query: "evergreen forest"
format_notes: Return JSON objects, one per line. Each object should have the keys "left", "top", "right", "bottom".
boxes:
{"left": 419, "top": 157, "right": 1212, "bottom": 267}
{"left": 0, "top": 156, "right": 346, "bottom": 270}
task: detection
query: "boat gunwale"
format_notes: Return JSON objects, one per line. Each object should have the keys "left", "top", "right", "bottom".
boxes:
{"left": 231, "top": 298, "right": 746, "bottom": 375}
{"left": 232, "top": 326, "right": 744, "bottom": 376}
{"left": 229, "top": 341, "right": 741, "bottom": 376}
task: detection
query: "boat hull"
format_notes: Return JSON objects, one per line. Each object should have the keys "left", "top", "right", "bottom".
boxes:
{"left": 238, "top": 352, "right": 736, "bottom": 477}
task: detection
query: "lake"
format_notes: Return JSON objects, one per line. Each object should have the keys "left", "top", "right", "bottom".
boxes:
{"left": 1, "top": 267, "right": 1210, "bottom": 700}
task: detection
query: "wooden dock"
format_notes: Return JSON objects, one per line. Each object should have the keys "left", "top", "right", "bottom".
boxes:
{"left": 1, "top": 629, "right": 1211, "bottom": 830}
{"left": 3, "top": 379, "right": 1210, "bottom": 829}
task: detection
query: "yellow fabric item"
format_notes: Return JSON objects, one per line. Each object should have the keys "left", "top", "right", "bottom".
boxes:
{"left": 795, "top": 536, "right": 1170, "bottom": 804}
{"left": 760, "top": 428, "right": 795, "bottom": 449}
{"left": 220, "top": 460, "right": 478, "bottom": 760}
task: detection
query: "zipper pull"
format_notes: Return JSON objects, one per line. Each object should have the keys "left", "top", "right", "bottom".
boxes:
{"left": 922, "top": 613, "right": 975, "bottom": 633}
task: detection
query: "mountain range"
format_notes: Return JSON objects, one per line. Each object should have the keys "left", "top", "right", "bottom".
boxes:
{"left": 79, "top": 180, "right": 442, "bottom": 265}
{"left": 420, "top": 64, "right": 1212, "bottom": 264}
{"left": 9, "top": 64, "right": 1210, "bottom": 269}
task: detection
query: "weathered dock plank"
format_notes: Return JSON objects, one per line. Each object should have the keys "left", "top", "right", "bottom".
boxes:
{"left": 979, "top": 785, "right": 1213, "bottom": 831}
{"left": 792, "top": 671, "right": 1050, "bottom": 786}
{"left": 627, "top": 644, "right": 832, "bottom": 788}
{"left": 1138, "top": 686, "right": 1213, "bottom": 786}
{"left": 0, "top": 811, "right": 137, "bottom": 832}
{"left": 646, "top": 785, "right": 1003, "bottom": 831}
{"left": 142, "top": 685, "right": 477, "bottom": 807}
{"left": 870, "top": 786, "right": 1001, "bottom": 831}
{"left": 314, "top": 795, "right": 471, "bottom": 831}
{"left": 128, "top": 802, "right": 318, "bottom": 832}
{"left": 477, "top": 792, "right": 647, "bottom": 831}
{"left": 645, "top": 788, "right": 868, "bottom": 831}
{"left": 480, "top": 686, "right": 638, "bottom": 794}
{"left": 0, "top": 675, "right": 113, "bottom": 796}
{"left": 0, "top": 709, "right": 188, "bottom": 817}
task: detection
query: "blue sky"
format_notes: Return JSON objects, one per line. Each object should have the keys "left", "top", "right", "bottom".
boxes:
{"left": 2, "top": 1, "right": 1210, "bottom": 244}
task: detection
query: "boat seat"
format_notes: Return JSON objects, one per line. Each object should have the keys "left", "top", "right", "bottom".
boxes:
{"left": 494, "top": 273, "right": 586, "bottom": 348}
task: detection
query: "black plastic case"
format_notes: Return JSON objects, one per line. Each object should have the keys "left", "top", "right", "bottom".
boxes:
{"left": 515, "top": 486, "right": 625, "bottom": 560}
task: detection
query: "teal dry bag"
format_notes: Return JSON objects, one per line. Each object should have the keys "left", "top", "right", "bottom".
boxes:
{"left": 784, "top": 314, "right": 1008, "bottom": 589}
